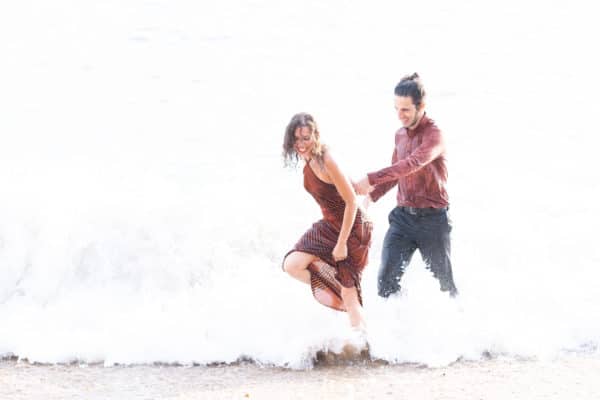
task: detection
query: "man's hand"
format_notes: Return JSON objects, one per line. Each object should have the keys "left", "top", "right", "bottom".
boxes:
{"left": 353, "top": 176, "right": 373, "bottom": 195}
{"left": 362, "top": 194, "right": 372, "bottom": 210}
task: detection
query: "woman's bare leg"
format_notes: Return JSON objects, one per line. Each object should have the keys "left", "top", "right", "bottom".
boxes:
{"left": 341, "top": 286, "right": 365, "bottom": 330}
{"left": 285, "top": 253, "right": 366, "bottom": 331}
{"left": 283, "top": 251, "right": 318, "bottom": 285}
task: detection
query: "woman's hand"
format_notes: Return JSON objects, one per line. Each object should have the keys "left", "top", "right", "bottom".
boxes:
{"left": 332, "top": 241, "right": 348, "bottom": 262}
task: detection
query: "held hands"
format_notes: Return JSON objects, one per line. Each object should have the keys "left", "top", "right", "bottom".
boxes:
{"left": 332, "top": 241, "right": 348, "bottom": 262}
{"left": 353, "top": 176, "right": 373, "bottom": 196}
{"left": 362, "top": 194, "right": 372, "bottom": 210}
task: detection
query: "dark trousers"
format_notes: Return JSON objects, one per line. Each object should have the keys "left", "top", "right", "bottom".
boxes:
{"left": 378, "top": 206, "right": 458, "bottom": 297}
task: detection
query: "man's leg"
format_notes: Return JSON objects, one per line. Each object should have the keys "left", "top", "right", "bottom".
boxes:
{"left": 378, "top": 208, "right": 418, "bottom": 298}
{"left": 418, "top": 211, "right": 458, "bottom": 296}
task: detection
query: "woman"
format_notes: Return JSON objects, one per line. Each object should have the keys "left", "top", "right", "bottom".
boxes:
{"left": 282, "top": 112, "right": 372, "bottom": 331}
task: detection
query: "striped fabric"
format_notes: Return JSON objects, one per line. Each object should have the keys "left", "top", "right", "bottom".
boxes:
{"left": 286, "top": 163, "right": 372, "bottom": 312}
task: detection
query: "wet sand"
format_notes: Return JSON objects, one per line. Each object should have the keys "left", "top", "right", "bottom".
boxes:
{"left": 1, "top": 355, "right": 599, "bottom": 400}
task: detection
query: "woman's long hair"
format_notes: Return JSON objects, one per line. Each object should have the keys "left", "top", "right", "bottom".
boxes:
{"left": 282, "top": 112, "right": 325, "bottom": 167}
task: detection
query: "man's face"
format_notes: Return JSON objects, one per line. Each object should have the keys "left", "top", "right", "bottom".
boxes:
{"left": 394, "top": 95, "right": 423, "bottom": 129}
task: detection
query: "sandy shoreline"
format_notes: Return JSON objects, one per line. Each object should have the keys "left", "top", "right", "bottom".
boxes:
{"left": 1, "top": 354, "right": 599, "bottom": 400}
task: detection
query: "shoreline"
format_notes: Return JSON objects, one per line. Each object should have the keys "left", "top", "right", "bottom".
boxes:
{"left": 2, "top": 354, "right": 600, "bottom": 399}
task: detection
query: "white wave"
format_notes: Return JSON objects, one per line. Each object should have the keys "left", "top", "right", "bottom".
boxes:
{"left": 1, "top": 0, "right": 600, "bottom": 368}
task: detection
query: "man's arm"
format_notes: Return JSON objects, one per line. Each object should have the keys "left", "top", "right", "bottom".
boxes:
{"left": 367, "top": 147, "right": 399, "bottom": 202}
{"left": 368, "top": 127, "right": 444, "bottom": 186}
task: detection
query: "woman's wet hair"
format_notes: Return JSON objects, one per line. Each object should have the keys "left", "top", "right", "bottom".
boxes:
{"left": 282, "top": 112, "right": 324, "bottom": 167}
{"left": 394, "top": 72, "right": 426, "bottom": 108}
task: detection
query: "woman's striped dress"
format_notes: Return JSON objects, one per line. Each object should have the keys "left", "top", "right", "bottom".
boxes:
{"left": 284, "top": 163, "right": 372, "bottom": 311}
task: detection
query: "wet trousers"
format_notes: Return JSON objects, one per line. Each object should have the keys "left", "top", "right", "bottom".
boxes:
{"left": 378, "top": 206, "right": 458, "bottom": 297}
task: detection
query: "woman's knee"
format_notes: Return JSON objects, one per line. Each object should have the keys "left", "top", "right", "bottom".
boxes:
{"left": 283, "top": 257, "right": 297, "bottom": 274}
{"left": 283, "top": 252, "right": 306, "bottom": 274}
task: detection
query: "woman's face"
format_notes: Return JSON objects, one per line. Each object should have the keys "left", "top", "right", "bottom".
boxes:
{"left": 294, "top": 126, "right": 315, "bottom": 159}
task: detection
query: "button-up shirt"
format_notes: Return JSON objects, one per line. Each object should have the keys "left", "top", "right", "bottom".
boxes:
{"left": 367, "top": 114, "right": 449, "bottom": 208}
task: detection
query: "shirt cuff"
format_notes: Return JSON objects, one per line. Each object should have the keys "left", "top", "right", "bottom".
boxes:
{"left": 367, "top": 172, "right": 378, "bottom": 186}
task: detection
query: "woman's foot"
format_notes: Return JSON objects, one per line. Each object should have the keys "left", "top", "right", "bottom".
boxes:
{"left": 342, "top": 325, "right": 369, "bottom": 356}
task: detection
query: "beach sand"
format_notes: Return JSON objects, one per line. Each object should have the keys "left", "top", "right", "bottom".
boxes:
{"left": 1, "top": 354, "right": 599, "bottom": 400}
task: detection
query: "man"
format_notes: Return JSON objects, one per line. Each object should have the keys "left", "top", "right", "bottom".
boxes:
{"left": 354, "top": 73, "right": 458, "bottom": 298}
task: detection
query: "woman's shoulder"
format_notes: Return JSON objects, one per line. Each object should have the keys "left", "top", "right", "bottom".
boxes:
{"left": 321, "top": 146, "right": 337, "bottom": 167}
{"left": 321, "top": 146, "right": 350, "bottom": 179}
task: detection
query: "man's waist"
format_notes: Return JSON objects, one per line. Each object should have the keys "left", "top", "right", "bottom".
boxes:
{"left": 395, "top": 190, "right": 449, "bottom": 210}
{"left": 397, "top": 205, "right": 448, "bottom": 216}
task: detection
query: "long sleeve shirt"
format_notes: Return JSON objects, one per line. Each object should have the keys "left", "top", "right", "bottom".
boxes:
{"left": 367, "top": 114, "right": 449, "bottom": 208}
